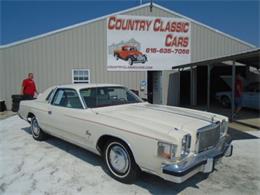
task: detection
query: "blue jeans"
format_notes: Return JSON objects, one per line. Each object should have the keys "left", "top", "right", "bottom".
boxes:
{"left": 235, "top": 96, "right": 242, "bottom": 108}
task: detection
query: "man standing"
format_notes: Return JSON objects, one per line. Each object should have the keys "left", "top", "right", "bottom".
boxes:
{"left": 234, "top": 73, "right": 243, "bottom": 118}
{"left": 21, "top": 73, "right": 38, "bottom": 99}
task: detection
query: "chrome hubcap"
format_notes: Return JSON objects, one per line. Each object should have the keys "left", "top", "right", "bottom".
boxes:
{"left": 109, "top": 145, "right": 129, "bottom": 174}
{"left": 32, "top": 119, "right": 40, "bottom": 136}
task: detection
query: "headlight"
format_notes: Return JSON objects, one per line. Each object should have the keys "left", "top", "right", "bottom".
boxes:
{"left": 181, "top": 134, "right": 191, "bottom": 158}
{"left": 158, "top": 142, "right": 177, "bottom": 160}
{"left": 220, "top": 120, "right": 228, "bottom": 136}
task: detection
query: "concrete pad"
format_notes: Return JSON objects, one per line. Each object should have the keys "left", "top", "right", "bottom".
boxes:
{"left": 228, "top": 122, "right": 258, "bottom": 132}
{"left": 0, "top": 111, "right": 16, "bottom": 121}
{"left": 236, "top": 117, "right": 260, "bottom": 130}
{"left": 186, "top": 104, "right": 260, "bottom": 130}
{"left": 0, "top": 116, "right": 260, "bottom": 195}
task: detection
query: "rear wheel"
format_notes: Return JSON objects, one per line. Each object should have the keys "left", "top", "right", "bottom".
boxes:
{"left": 128, "top": 58, "right": 133, "bottom": 65}
{"left": 31, "top": 117, "right": 47, "bottom": 141}
{"left": 115, "top": 54, "right": 119, "bottom": 60}
{"left": 142, "top": 55, "right": 147, "bottom": 64}
{"left": 103, "top": 139, "right": 140, "bottom": 183}
{"left": 221, "top": 96, "right": 231, "bottom": 108}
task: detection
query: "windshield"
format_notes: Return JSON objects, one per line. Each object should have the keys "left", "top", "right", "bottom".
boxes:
{"left": 80, "top": 86, "right": 143, "bottom": 108}
{"left": 129, "top": 47, "right": 137, "bottom": 51}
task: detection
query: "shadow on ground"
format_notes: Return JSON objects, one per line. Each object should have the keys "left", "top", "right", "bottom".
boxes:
{"left": 21, "top": 125, "right": 259, "bottom": 194}
{"left": 228, "top": 128, "right": 259, "bottom": 140}
{"left": 21, "top": 126, "right": 210, "bottom": 194}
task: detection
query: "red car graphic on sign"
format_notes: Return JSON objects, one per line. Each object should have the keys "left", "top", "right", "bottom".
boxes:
{"left": 114, "top": 45, "right": 147, "bottom": 65}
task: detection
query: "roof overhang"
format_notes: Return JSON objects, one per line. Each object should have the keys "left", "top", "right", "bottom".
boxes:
{"left": 172, "top": 48, "right": 260, "bottom": 70}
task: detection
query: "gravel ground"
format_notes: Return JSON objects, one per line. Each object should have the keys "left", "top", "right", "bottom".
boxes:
{"left": 0, "top": 116, "right": 260, "bottom": 195}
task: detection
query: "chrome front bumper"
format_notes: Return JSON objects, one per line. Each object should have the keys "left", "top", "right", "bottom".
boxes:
{"left": 161, "top": 134, "right": 233, "bottom": 183}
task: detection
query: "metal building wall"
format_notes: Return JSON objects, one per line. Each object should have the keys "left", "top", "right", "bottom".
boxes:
{"left": 191, "top": 24, "right": 252, "bottom": 61}
{"left": 125, "top": 6, "right": 253, "bottom": 105}
{"left": 0, "top": 5, "right": 254, "bottom": 109}
{"left": 0, "top": 49, "right": 5, "bottom": 103}
{"left": 125, "top": 6, "right": 253, "bottom": 59}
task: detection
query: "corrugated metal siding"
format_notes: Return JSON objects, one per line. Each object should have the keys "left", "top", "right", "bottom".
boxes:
{"left": 126, "top": 6, "right": 252, "bottom": 60}
{"left": 190, "top": 23, "right": 252, "bottom": 61}
{"left": 0, "top": 49, "right": 4, "bottom": 101}
{"left": 126, "top": 6, "right": 252, "bottom": 61}
{"left": 0, "top": 5, "right": 254, "bottom": 109}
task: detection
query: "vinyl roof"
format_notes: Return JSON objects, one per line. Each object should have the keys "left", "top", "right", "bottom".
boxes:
{"left": 0, "top": 3, "right": 255, "bottom": 49}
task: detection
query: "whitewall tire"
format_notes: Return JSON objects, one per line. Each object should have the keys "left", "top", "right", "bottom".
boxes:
{"left": 31, "top": 117, "right": 47, "bottom": 141}
{"left": 104, "top": 139, "right": 140, "bottom": 183}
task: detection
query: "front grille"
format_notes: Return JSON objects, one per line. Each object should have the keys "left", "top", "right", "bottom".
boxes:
{"left": 197, "top": 123, "right": 220, "bottom": 153}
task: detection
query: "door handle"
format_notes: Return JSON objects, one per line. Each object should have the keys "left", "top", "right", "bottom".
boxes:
{"left": 48, "top": 110, "right": 52, "bottom": 115}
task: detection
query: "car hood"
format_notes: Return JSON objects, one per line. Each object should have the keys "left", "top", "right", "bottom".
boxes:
{"left": 94, "top": 102, "right": 226, "bottom": 142}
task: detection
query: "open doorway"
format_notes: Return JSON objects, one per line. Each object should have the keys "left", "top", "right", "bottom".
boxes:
{"left": 147, "top": 71, "right": 162, "bottom": 104}
{"left": 180, "top": 70, "right": 191, "bottom": 106}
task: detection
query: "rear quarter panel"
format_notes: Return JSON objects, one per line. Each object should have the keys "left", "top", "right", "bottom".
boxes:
{"left": 19, "top": 100, "right": 49, "bottom": 129}
{"left": 18, "top": 101, "right": 30, "bottom": 120}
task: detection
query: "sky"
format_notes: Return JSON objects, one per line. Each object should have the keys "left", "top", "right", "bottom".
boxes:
{"left": 0, "top": 0, "right": 259, "bottom": 47}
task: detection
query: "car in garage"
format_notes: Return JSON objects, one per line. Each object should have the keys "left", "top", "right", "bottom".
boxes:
{"left": 216, "top": 82, "right": 260, "bottom": 110}
{"left": 18, "top": 84, "right": 233, "bottom": 184}
{"left": 114, "top": 45, "right": 147, "bottom": 65}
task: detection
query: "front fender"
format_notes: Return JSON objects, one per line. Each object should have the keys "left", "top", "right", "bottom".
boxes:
{"left": 95, "top": 131, "right": 160, "bottom": 172}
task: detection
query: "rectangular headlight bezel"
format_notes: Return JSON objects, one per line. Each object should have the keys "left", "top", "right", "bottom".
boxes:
{"left": 181, "top": 134, "right": 191, "bottom": 158}
{"left": 220, "top": 120, "right": 228, "bottom": 136}
{"left": 157, "top": 142, "right": 177, "bottom": 160}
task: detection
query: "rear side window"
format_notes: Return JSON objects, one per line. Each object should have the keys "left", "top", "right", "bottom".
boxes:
{"left": 52, "top": 89, "right": 83, "bottom": 109}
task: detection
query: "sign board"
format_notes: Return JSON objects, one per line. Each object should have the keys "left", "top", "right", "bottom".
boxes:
{"left": 107, "top": 15, "right": 191, "bottom": 71}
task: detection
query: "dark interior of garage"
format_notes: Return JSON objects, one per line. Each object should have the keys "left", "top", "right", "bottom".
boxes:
{"left": 179, "top": 65, "right": 247, "bottom": 106}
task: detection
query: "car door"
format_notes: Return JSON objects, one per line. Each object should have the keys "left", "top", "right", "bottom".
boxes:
{"left": 243, "top": 83, "right": 260, "bottom": 109}
{"left": 36, "top": 88, "right": 56, "bottom": 131}
{"left": 46, "top": 88, "right": 94, "bottom": 148}
{"left": 247, "top": 83, "right": 260, "bottom": 109}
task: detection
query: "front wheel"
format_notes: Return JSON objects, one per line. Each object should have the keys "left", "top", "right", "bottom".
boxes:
{"left": 115, "top": 54, "right": 119, "bottom": 60}
{"left": 128, "top": 58, "right": 133, "bottom": 65}
{"left": 103, "top": 139, "right": 140, "bottom": 183}
{"left": 221, "top": 96, "right": 231, "bottom": 108}
{"left": 142, "top": 55, "right": 147, "bottom": 64}
{"left": 31, "top": 117, "right": 47, "bottom": 141}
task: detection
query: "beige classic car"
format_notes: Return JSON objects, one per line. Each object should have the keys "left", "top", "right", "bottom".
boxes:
{"left": 18, "top": 84, "right": 233, "bottom": 184}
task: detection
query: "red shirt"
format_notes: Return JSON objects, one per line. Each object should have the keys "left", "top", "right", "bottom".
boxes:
{"left": 235, "top": 78, "right": 243, "bottom": 97}
{"left": 22, "top": 78, "right": 36, "bottom": 96}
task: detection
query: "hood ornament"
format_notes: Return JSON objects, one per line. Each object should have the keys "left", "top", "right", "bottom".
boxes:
{"left": 211, "top": 115, "right": 216, "bottom": 122}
